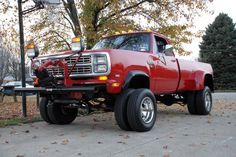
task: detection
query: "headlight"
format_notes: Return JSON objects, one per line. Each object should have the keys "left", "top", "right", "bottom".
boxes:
{"left": 93, "top": 55, "right": 108, "bottom": 73}
{"left": 94, "top": 65, "right": 107, "bottom": 73}
{"left": 94, "top": 55, "right": 107, "bottom": 64}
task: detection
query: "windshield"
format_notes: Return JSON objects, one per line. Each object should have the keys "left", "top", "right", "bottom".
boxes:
{"left": 92, "top": 33, "right": 150, "bottom": 52}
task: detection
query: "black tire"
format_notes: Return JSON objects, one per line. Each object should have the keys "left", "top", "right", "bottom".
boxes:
{"left": 195, "top": 86, "right": 212, "bottom": 115}
{"left": 114, "top": 89, "right": 135, "bottom": 131}
{"left": 39, "top": 98, "right": 54, "bottom": 124}
{"left": 187, "top": 92, "right": 197, "bottom": 115}
{"left": 47, "top": 103, "right": 78, "bottom": 124}
{"left": 127, "top": 89, "right": 157, "bottom": 132}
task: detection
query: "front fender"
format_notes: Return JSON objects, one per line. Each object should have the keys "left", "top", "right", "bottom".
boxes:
{"left": 123, "top": 70, "right": 149, "bottom": 90}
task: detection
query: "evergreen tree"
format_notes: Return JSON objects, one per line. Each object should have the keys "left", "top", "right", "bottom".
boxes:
{"left": 199, "top": 13, "right": 236, "bottom": 90}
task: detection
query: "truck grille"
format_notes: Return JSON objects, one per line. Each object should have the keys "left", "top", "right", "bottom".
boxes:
{"left": 41, "top": 55, "right": 92, "bottom": 77}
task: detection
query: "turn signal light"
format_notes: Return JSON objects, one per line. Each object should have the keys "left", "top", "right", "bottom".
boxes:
{"left": 26, "top": 43, "right": 35, "bottom": 49}
{"left": 72, "top": 37, "right": 81, "bottom": 43}
{"left": 112, "top": 82, "right": 120, "bottom": 87}
{"left": 98, "top": 76, "right": 108, "bottom": 81}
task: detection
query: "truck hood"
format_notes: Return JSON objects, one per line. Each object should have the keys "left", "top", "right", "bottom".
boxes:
{"left": 36, "top": 49, "right": 129, "bottom": 60}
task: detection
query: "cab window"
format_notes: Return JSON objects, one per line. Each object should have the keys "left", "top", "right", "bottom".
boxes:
{"left": 153, "top": 36, "right": 174, "bottom": 56}
{"left": 153, "top": 36, "right": 167, "bottom": 54}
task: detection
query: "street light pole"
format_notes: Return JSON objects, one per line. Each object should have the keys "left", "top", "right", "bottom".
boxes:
{"left": 17, "top": 0, "right": 59, "bottom": 117}
{"left": 18, "top": 0, "right": 27, "bottom": 117}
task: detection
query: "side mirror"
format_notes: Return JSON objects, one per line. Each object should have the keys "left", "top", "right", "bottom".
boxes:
{"left": 164, "top": 44, "right": 174, "bottom": 56}
{"left": 71, "top": 37, "right": 84, "bottom": 53}
{"left": 26, "top": 43, "right": 39, "bottom": 59}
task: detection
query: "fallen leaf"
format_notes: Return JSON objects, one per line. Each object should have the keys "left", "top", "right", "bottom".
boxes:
{"left": 93, "top": 118, "right": 99, "bottom": 122}
{"left": 58, "top": 134, "right": 64, "bottom": 136}
{"left": 32, "top": 135, "right": 37, "bottom": 139}
{"left": 61, "top": 139, "right": 69, "bottom": 145}
{"left": 51, "top": 141, "right": 57, "bottom": 144}
{"left": 24, "top": 130, "right": 30, "bottom": 133}
{"left": 78, "top": 153, "right": 82, "bottom": 156}
{"left": 10, "top": 130, "right": 17, "bottom": 134}
{"left": 39, "top": 150, "right": 46, "bottom": 153}
{"left": 117, "top": 141, "right": 126, "bottom": 144}
{"left": 97, "top": 141, "right": 102, "bottom": 144}
{"left": 163, "top": 145, "right": 168, "bottom": 149}
{"left": 16, "top": 155, "right": 24, "bottom": 157}
{"left": 123, "top": 135, "right": 130, "bottom": 139}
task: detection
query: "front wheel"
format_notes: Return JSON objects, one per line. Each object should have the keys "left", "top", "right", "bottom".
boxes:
{"left": 47, "top": 103, "right": 78, "bottom": 124}
{"left": 195, "top": 86, "right": 212, "bottom": 115}
{"left": 39, "top": 98, "right": 54, "bottom": 124}
{"left": 127, "top": 89, "right": 157, "bottom": 132}
{"left": 114, "top": 89, "right": 135, "bottom": 131}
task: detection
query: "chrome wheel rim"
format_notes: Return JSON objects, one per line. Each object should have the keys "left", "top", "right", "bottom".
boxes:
{"left": 140, "top": 97, "right": 154, "bottom": 124}
{"left": 205, "top": 92, "right": 212, "bottom": 111}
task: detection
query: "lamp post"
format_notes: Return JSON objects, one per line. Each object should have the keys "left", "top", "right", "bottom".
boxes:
{"left": 18, "top": 0, "right": 27, "bottom": 117}
{"left": 17, "top": 0, "right": 44, "bottom": 117}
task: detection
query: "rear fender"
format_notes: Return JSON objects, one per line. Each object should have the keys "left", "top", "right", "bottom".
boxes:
{"left": 194, "top": 71, "right": 213, "bottom": 91}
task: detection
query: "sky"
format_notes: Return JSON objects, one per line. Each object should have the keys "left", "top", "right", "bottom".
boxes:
{"left": 183, "top": 0, "right": 236, "bottom": 60}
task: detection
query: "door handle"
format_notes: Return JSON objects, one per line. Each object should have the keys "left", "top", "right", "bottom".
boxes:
{"left": 171, "top": 59, "right": 176, "bottom": 62}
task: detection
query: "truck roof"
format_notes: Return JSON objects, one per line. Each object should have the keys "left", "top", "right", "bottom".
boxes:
{"left": 103, "top": 30, "right": 171, "bottom": 44}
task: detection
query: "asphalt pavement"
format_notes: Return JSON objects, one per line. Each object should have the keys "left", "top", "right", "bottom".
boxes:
{"left": 0, "top": 93, "right": 235, "bottom": 157}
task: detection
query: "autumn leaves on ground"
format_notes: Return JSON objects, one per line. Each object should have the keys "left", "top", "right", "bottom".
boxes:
{"left": 0, "top": 96, "right": 39, "bottom": 125}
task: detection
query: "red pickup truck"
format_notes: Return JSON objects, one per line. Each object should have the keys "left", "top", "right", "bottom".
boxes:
{"left": 18, "top": 31, "right": 213, "bottom": 132}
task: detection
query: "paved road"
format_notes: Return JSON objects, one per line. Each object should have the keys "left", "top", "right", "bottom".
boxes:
{"left": 213, "top": 92, "right": 236, "bottom": 101}
{"left": 0, "top": 93, "right": 235, "bottom": 157}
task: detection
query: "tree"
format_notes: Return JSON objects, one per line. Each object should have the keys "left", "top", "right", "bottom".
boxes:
{"left": 9, "top": 56, "right": 22, "bottom": 81}
{"left": 199, "top": 13, "right": 236, "bottom": 90}
{"left": 0, "top": 47, "right": 11, "bottom": 85}
{"left": 1, "top": 0, "right": 213, "bottom": 55}
{"left": 0, "top": 28, "right": 23, "bottom": 83}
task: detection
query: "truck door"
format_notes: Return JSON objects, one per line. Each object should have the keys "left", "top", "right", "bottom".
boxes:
{"left": 153, "top": 36, "right": 179, "bottom": 93}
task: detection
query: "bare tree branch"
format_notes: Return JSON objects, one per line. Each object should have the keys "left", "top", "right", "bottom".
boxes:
{"left": 50, "top": 30, "right": 71, "bottom": 49}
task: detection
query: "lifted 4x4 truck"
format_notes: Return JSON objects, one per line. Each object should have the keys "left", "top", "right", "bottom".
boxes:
{"left": 16, "top": 31, "right": 213, "bottom": 132}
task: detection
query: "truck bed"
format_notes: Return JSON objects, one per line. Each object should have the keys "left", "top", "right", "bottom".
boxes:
{"left": 177, "top": 59, "right": 213, "bottom": 92}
